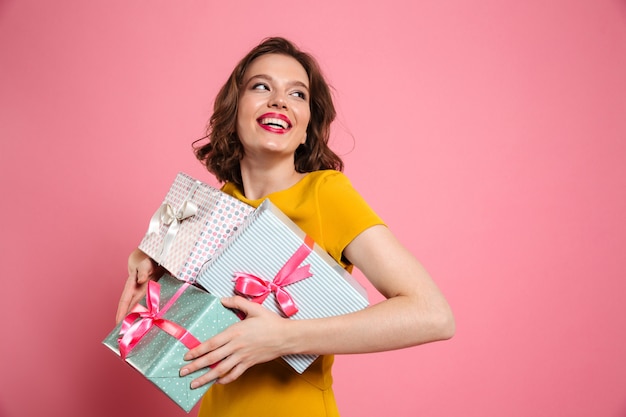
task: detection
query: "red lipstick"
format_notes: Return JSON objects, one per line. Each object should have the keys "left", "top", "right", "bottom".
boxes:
{"left": 257, "top": 112, "right": 292, "bottom": 134}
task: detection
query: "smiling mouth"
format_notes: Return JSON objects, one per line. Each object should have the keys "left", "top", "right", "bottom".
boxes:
{"left": 258, "top": 117, "right": 291, "bottom": 130}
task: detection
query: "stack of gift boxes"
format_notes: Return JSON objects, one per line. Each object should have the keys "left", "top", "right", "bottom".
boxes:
{"left": 103, "top": 172, "right": 369, "bottom": 412}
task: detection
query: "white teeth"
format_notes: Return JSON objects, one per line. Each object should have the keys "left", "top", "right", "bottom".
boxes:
{"left": 259, "top": 117, "right": 289, "bottom": 129}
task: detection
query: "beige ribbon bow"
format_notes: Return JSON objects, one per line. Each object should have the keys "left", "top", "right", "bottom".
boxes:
{"left": 147, "top": 182, "right": 201, "bottom": 262}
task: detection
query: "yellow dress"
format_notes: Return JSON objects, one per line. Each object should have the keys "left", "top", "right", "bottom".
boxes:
{"left": 197, "top": 170, "right": 384, "bottom": 417}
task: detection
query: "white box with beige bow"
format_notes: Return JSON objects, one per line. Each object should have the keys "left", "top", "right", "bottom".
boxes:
{"left": 138, "top": 172, "right": 254, "bottom": 282}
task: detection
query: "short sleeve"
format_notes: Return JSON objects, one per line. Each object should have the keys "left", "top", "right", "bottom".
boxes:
{"left": 314, "top": 171, "right": 385, "bottom": 266}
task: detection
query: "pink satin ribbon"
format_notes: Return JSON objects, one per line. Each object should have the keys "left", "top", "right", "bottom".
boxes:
{"left": 233, "top": 235, "right": 315, "bottom": 317}
{"left": 118, "top": 280, "right": 200, "bottom": 359}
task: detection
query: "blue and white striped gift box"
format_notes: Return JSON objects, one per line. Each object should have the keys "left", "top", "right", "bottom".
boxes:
{"left": 196, "top": 199, "right": 369, "bottom": 373}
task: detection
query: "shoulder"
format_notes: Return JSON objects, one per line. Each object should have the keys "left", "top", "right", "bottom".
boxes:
{"left": 303, "top": 169, "right": 345, "bottom": 182}
{"left": 302, "top": 170, "right": 353, "bottom": 194}
{"left": 305, "top": 170, "right": 383, "bottom": 227}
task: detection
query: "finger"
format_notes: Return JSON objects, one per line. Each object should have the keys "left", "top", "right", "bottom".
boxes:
{"left": 214, "top": 362, "right": 246, "bottom": 385}
{"left": 180, "top": 346, "right": 230, "bottom": 384}
{"left": 188, "top": 369, "right": 218, "bottom": 390}
{"left": 115, "top": 303, "right": 128, "bottom": 324}
{"left": 180, "top": 331, "right": 235, "bottom": 377}
{"left": 115, "top": 276, "right": 138, "bottom": 323}
{"left": 189, "top": 355, "right": 240, "bottom": 389}
{"left": 220, "top": 296, "right": 266, "bottom": 317}
{"left": 136, "top": 272, "right": 149, "bottom": 284}
{"left": 128, "top": 249, "right": 156, "bottom": 284}
{"left": 183, "top": 327, "right": 234, "bottom": 361}
{"left": 136, "top": 260, "right": 153, "bottom": 284}
{"left": 115, "top": 274, "right": 149, "bottom": 323}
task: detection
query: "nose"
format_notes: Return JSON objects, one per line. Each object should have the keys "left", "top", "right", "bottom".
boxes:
{"left": 268, "top": 91, "right": 288, "bottom": 109}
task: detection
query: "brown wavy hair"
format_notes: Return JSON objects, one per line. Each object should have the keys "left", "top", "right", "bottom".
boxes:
{"left": 193, "top": 37, "right": 343, "bottom": 187}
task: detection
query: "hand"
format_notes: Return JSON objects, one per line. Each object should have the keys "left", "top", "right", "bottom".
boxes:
{"left": 115, "top": 248, "right": 164, "bottom": 323}
{"left": 179, "top": 296, "right": 291, "bottom": 387}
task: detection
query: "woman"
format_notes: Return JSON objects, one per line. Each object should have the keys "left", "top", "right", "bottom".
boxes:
{"left": 116, "top": 37, "right": 455, "bottom": 417}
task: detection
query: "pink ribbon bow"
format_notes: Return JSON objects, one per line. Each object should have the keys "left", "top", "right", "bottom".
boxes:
{"left": 233, "top": 236, "right": 315, "bottom": 317}
{"left": 118, "top": 280, "right": 200, "bottom": 359}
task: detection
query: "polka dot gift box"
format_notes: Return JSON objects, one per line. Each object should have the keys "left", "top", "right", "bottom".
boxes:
{"left": 102, "top": 274, "right": 240, "bottom": 412}
{"left": 139, "top": 172, "right": 254, "bottom": 282}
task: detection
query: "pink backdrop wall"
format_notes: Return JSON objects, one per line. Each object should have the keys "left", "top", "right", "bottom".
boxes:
{"left": 1, "top": 1, "right": 625, "bottom": 416}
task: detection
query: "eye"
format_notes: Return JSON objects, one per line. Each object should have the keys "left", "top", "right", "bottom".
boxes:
{"left": 291, "top": 91, "right": 307, "bottom": 100}
{"left": 252, "top": 83, "right": 270, "bottom": 91}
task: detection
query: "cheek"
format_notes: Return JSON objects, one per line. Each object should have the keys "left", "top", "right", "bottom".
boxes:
{"left": 297, "top": 107, "right": 311, "bottom": 130}
{"left": 236, "top": 105, "right": 255, "bottom": 131}
{"left": 237, "top": 96, "right": 256, "bottom": 120}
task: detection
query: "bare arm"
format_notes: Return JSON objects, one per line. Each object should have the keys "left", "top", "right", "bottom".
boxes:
{"left": 283, "top": 224, "right": 455, "bottom": 354}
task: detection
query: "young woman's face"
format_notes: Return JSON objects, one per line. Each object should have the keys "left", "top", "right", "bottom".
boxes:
{"left": 236, "top": 53, "right": 310, "bottom": 160}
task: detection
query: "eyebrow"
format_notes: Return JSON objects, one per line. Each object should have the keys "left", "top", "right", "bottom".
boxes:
{"left": 246, "top": 74, "right": 310, "bottom": 91}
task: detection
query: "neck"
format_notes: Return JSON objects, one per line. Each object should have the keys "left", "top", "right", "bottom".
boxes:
{"left": 239, "top": 156, "right": 306, "bottom": 200}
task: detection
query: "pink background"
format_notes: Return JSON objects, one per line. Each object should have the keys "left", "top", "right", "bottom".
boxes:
{"left": 1, "top": 1, "right": 625, "bottom": 416}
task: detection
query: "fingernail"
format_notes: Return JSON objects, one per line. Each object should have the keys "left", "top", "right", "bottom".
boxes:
{"left": 190, "top": 380, "right": 199, "bottom": 389}
{"left": 180, "top": 368, "right": 189, "bottom": 377}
